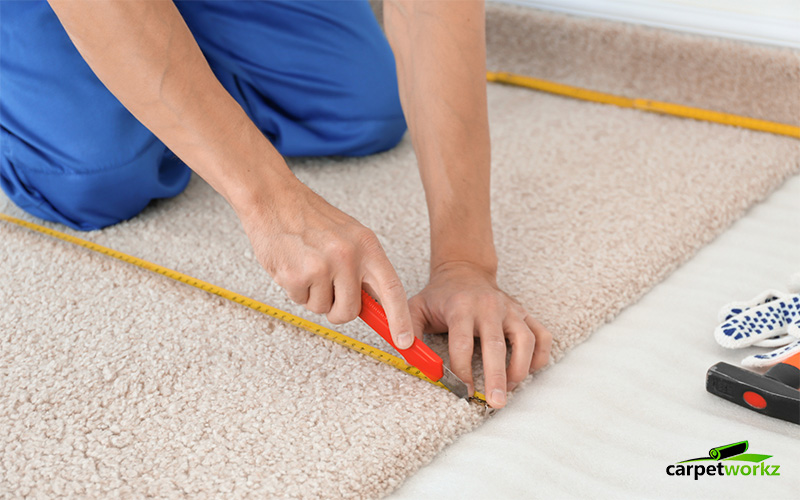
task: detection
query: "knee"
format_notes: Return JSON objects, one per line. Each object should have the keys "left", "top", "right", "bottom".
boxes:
{"left": 342, "top": 113, "right": 407, "bottom": 157}
{"left": 288, "top": 72, "right": 408, "bottom": 157}
{"left": 1, "top": 135, "right": 190, "bottom": 231}
{"left": 274, "top": 100, "right": 407, "bottom": 158}
{"left": 337, "top": 42, "right": 407, "bottom": 156}
{"left": 245, "top": 14, "right": 407, "bottom": 157}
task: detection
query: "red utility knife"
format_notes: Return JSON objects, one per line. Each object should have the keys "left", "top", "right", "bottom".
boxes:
{"left": 358, "top": 290, "right": 470, "bottom": 399}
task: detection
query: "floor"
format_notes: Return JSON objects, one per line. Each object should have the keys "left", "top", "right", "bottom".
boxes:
{"left": 1, "top": 6, "right": 798, "bottom": 495}
{"left": 498, "top": 0, "right": 800, "bottom": 48}
{"left": 1, "top": 83, "right": 798, "bottom": 498}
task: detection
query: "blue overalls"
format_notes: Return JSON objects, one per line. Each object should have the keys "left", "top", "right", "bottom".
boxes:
{"left": 0, "top": 1, "right": 405, "bottom": 230}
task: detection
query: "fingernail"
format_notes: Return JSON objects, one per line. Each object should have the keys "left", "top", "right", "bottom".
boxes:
{"left": 507, "top": 381, "right": 517, "bottom": 392}
{"left": 491, "top": 389, "right": 506, "bottom": 407}
{"left": 397, "top": 332, "right": 413, "bottom": 349}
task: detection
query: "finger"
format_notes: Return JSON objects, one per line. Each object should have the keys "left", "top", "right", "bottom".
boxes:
{"left": 306, "top": 281, "right": 334, "bottom": 315}
{"left": 364, "top": 258, "right": 413, "bottom": 350}
{"left": 742, "top": 339, "right": 800, "bottom": 368}
{"left": 715, "top": 302, "right": 794, "bottom": 348}
{"left": 447, "top": 318, "right": 475, "bottom": 396}
{"left": 407, "top": 295, "right": 429, "bottom": 341}
{"left": 478, "top": 320, "right": 508, "bottom": 408}
{"left": 717, "top": 290, "right": 787, "bottom": 322}
{"left": 327, "top": 273, "right": 361, "bottom": 325}
{"left": 504, "top": 316, "right": 535, "bottom": 391}
{"left": 525, "top": 315, "right": 553, "bottom": 372}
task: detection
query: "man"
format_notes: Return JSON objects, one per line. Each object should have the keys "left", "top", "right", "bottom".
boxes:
{"left": 0, "top": 0, "right": 551, "bottom": 408}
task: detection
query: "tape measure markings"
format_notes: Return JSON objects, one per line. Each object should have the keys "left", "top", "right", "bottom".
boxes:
{"left": 486, "top": 71, "right": 800, "bottom": 139}
{"left": 0, "top": 213, "right": 487, "bottom": 405}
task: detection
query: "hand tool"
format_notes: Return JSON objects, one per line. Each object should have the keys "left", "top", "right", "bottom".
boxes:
{"left": 0, "top": 213, "right": 488, "bottom": 406}
{"left": 359, "top": 290, "right": 470, "bottom": 400}
{"left": 706, "top": 351, "right": 800, "bottom": 424}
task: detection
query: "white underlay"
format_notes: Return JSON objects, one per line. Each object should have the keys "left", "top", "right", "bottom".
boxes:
{"left": 494, "top": 0, "right": 800, "bottom": 49}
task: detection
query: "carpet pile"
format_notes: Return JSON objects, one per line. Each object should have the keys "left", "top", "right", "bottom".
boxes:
{"left": 1, "top": 4, "right": 798, "bottom": 498}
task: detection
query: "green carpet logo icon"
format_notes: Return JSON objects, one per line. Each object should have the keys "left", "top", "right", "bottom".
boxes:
{"left": 678, "top": 440, "right": 771, "bottom": 463}
{"left": 666, "top": 441, "right": 780, "bottom": 479}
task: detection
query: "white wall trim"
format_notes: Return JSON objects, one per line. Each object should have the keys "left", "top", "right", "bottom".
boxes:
{"left": 493, "top": 0, "right": 800, "bottom": 49}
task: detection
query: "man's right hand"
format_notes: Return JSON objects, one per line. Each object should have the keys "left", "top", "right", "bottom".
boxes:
{"left": 236, "top": 177, "right": 416, "bottom": 350}
{"left": 45, "top": 0, "right": 414, "bottom": 349}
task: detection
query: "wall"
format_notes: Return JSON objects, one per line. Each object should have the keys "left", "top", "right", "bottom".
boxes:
{"left": 494, "top": 0, "right": 800, "bottom": 48}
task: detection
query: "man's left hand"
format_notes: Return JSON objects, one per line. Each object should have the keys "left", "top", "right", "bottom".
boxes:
{"left": 408, "top": 261, "right": 552, "bottom": 408}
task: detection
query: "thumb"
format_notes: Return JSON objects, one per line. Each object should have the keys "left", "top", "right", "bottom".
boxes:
{"left": 363, "top": 262, "right": 414, "bottom": 350}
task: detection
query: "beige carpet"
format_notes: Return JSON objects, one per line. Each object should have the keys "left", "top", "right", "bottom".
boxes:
{"left": 2, "top": 6, "right": 800, "bottom": 499}
{"left": 485, "top": 2, "right": 800, "bottom": 127}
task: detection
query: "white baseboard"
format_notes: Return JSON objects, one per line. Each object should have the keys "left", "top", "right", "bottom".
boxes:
{"left": 494, "top": 0, "right": 800, "bottom": 49}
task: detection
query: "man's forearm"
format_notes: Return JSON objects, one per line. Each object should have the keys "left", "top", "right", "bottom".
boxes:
{"left": 384, "top": 0, "right": 497, "bottom": 274}
{"left": 47, "top": 0, "right": 296, "bottom": 212}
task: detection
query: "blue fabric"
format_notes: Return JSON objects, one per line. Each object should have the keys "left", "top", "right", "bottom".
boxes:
{"left": 0, "top": 0, "right": 405, "bottom": 230}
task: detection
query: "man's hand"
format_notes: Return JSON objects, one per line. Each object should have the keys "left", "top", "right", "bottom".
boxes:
{"left": 47, "top": 0, "right": 415, "bottom": 349}
{"left": 385, "top": 1, "right": 551, "bottom": 408}
{"left": 235, "top": 178, "right": 415, "bottom": 349}
{"left": 408, "top": 262, "right": 552, "bottom": 408}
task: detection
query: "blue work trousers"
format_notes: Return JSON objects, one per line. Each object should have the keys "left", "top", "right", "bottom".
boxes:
{"left": 0, "top": 1, "right": 405, "bottom": 230}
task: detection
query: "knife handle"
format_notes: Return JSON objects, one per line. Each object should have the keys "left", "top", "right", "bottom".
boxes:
{"left": 359, "top": 289, "right": 444, "bottom": 381}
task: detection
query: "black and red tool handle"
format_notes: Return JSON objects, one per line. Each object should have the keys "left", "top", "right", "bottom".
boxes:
{"left": 706, "top": 352, "right": 800, "bottom": 424}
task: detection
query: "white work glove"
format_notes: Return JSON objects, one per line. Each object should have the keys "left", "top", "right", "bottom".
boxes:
{"left": 714, "top": 273, "right": 800, "bottom": 368}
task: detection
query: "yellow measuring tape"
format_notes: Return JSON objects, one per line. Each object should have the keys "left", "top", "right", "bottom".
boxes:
{"left": 0, "top": 213, "right": 488, "bottom": 406}
{"left": 487, "top": 71, "right": 800, "bottom": 140}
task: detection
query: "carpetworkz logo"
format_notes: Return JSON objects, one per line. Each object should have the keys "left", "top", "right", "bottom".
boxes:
{"left": 666, "top": 441, "right": 780, "bottom": 480}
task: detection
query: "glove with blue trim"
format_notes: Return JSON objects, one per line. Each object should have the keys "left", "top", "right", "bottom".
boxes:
{"left": 714, "top": 273, "right": 800, "bottom": 368}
